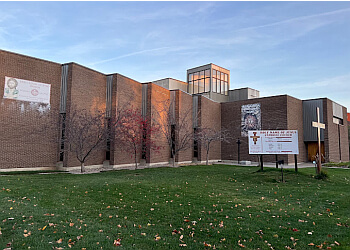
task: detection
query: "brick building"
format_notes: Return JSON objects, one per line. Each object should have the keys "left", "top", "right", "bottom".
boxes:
{"left": 0, "top": 50, "right": 348, "bottom": 170}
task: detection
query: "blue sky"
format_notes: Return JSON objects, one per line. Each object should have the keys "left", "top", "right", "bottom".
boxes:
{"left": 1, "top": 1, "right": 350, "bottom": 109}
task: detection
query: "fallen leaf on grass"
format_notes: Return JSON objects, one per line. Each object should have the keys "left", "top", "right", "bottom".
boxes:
{"left": 113, "top": 239, "right": 121, "bottom": 246}
{"left": 56, "top": 238, "right": 63, "bottom": 244}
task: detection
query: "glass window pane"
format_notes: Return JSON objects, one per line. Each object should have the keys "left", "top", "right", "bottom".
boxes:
{"left": 204, "top": 78, "right": 210, "bottom": 92}
{"left": 212, "top": 69, "right": 216, "bottom": 79}
{"left": 221, "top": 81, "right": 225, "bottom": 94}
{"left": 193, "top": 80, "right": 198, "bottom": 94}
{"left": 205, "top": 69, "right": 210, "bottom": 78}
{"left": 198, "top": 79, "right": 204, "bottom": 93}
{"left": 217, "top": 79, "right": 220, "bottom": 93}
{"left": 188, "top": 81, "right": 193, "bottom": 94}
{"left": 193, "top": 72, "right": 199, "bottom": 81}
{"left": 221, "top": 72, "right": 224, "bottom": 80}
{"left": 225, "top": 82, "right": 228, "bottom": 95}
{"left": 213, "top": 78, "right": 217, "bottom": 93}
{"left": 225, "top": 74, "right": 228, "bottom": 82}
{"left": 189, "top": 73, "right": 193, "bottom": 82}
{"left": 199, "top": 70, "right": 204, "bottom": 79}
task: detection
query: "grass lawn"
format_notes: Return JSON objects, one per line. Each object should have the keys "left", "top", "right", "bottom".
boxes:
{"left": 0, "top": 165, "right": 349, "bottom": 249}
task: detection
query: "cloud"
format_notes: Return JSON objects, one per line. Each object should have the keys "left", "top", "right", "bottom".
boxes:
{"left": 206, "top": 7, "right": 350, "bottom": 49}
{"left": 233, "top": 7, "right": 350, "bottom": 32}
{"left": 88, "top": 47, "right": 177, "bottom": 66}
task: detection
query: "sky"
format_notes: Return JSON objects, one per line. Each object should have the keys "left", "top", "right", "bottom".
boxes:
{"left": 1, "top": 1, "right": 350, "bottom": 109}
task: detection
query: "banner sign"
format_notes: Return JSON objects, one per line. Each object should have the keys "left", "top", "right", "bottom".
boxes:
{"left": 248, "top": 130, "right": 299, "bottom": 155}
{"left": 3, "top": 77, "right": 51, "bottom": 104}
{"left": 241, "top": 103, "right": 261, "bottom": 137}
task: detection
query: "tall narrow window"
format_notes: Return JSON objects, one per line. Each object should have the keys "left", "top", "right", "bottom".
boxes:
{"left": 188, "top": 81, "right": 193, "bottom": 94}
{"left": 198, "top": 79, "right": 204, "bottom": 93}
{"left": 193, "top": 128, "right": 198, "bottom": 158}
{"left": 193, "top": 80, "right": 198, "bottom": 94}
{"left": 204, "top": 78, "right": 210, "bottom": 92}
{"left": 171, "top": 125, "right": 176, "bottom": 158}
{"left": 59, "top": 113, "right": 66, "bottom": 162}
{"left": 213, "top": 78, "right": 217, "bottom": 93}
{"left": 106, "top": 118, "right": 111, "bottom": 161}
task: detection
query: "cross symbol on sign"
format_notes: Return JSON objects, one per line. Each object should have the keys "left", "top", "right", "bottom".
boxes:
{"left": 250, "top": 132, "right": 260, "bottom": 145}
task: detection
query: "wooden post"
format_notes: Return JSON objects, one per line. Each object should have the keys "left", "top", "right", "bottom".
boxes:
{"left": 237, "top": 139, "right": 241, "bottom": 164}
{"left": 294, "top": 154, "right": 298, "bottom": 172}
{"left": 260, "top": 155, "right": 263, "bottom": 171}
{"left": 312, "top": 107, "right": 325, "bottom": 175}
{"left": 275, "top": 155, "right": 278, "bottom": 168}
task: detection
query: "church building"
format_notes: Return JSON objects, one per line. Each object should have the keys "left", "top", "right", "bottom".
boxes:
{"left": 0, "top": 50, "right": 348, "bottom": 170}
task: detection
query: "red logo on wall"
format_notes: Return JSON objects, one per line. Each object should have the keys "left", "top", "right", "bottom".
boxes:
{"left": 31, "top": 89, "right": 39, "bottom": 96}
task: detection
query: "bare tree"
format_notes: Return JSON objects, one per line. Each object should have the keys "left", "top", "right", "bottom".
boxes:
{"left": 195, "top": 127, "right": 231, "bottom": 165}
{"left": 117, "top": 108, "right": 160, "bottom": 169}
{"left": 153, "top": 99, "right": 194, "bottom": 167}
{"left": 61, "top": 108, "right": 108, "bottom": 173}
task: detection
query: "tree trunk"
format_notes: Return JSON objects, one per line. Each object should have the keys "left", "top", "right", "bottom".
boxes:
{"left": 206, "top": 144, "right": 210, "bottom": 165}
{"left": 134, "top": 149, "right": 138, "bottom": 169}
{"left": 81, "top": 162, "right": 85, "bottom": 173}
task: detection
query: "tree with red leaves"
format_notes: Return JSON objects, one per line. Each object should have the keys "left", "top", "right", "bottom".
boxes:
{"left": 117, "top": 108, "right": 160, "bottom": 169}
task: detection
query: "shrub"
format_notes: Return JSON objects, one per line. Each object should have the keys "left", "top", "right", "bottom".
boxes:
{"left": 315, "top": 170, "right": 329, "bottom": 180}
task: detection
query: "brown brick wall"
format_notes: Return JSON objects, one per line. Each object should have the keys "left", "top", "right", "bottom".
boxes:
{"left": 176, "top": 90, "right": 193, "bottom": 163}
{"left": 222, "top": 95, "right": 293, "bottom": 164}
{"left": 0, "top": 50, "right": 61, "bottom": 169}
{"left": 287, "top": 96, "right": 308, "bottom": 163}
{"left": 112, "top": 74, "right": 143, "bottom": 165}
{"left": 324, "top": 99, "right": 349, "bottom": 162}
{"left": 64, "top": 63, "right": 107, "bottom": 168}
{"left": 148, "top": 83, "right": 170, "bottom": 164}
{"left": 198, "top": 96, "right": 222, "bottom": 162}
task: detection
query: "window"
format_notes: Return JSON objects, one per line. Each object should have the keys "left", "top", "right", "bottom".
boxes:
{"left": 212, "top": 78, "right": 217, "bottom": 93}
{"left": 193, "top": 80, "right": 198, "bottom": 94}
{"left": 204, "top": 78, "right": 210, "bottom": 92}
{"left": 198, "top": 79, "right": 204, "bottom": 93}
{"left": 188, "top": 81, "right": 193, "bottom": 94}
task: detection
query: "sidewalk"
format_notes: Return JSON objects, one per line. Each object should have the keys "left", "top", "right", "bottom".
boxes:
{"left": 216, "top": 160, "right": 317, "bottom": 169}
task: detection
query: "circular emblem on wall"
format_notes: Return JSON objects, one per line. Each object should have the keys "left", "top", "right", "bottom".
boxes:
{"left": 31, "top": 89, "right": 39, "bottom": 96}
{"left": 7, "top": 78, "right": 18, "bottom": 89}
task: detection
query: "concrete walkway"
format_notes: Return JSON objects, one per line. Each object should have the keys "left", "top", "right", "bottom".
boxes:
{"left": 216, "top": 161, "right": 316, "bottom": 169}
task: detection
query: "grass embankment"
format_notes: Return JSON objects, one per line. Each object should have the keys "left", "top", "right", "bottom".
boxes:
{"left": 323, "top": 162, "right": 350, "bottom": 168}
{"left": 0, "top": 165, "right": 349, "bottom": 249}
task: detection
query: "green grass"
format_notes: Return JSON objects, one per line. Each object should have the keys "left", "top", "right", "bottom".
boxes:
{"left": 324, "top": 162, "right": 350, "bottom": 168}
{"left": 0, "top": 165, "right": 349, "bottom": 249}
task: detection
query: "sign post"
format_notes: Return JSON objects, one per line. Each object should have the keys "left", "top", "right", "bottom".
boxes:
{"left": 236, "top": 139, "right": 241, "bottom": 164}
{"left": 312, "top": 107, "right": 325, "bottom": 175}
